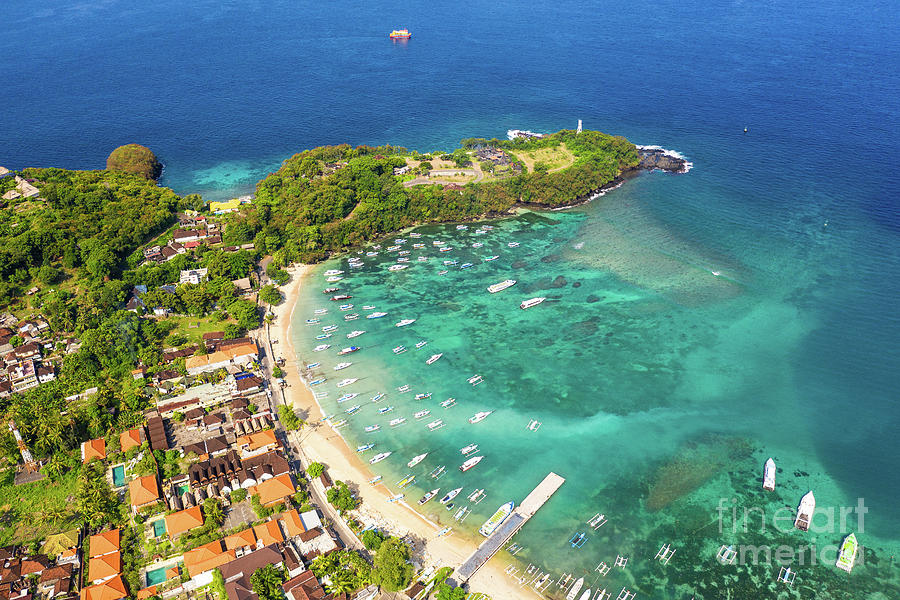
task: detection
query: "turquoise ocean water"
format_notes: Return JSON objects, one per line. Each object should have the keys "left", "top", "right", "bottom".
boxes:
{"left": 4, "top": 0, "right": 899, "bottom": 597}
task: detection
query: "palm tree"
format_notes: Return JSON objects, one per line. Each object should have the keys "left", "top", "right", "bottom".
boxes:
{"left": 325, "top": 570, "right": 354, "bottom": 595}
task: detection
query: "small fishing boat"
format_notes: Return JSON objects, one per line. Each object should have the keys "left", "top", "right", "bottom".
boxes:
{"left": 836, "top": 533, "right": 859, "bottom": 573}
{"left": 439, "top": 246, "right": 453, "bottom": 252}
{"left": 436, "top": 526, "right": 452, "bottom": 537}
{"left": 305, "top": 362, "right": 321, "bottom": 369}
{"left": 414, "top": 410, "right": 431, "bottom": 420}
{"left": 460, "top": 443, "right": 478, "bottom": 455}
{"left": 430, "top": 466, "right": 445, "bottom": 479}
{"left": 364, "top": 425, "right": 380, "bottom": 432}
{"left": 467, "top": 489, "right": 484, "bottom": 502}
{"left": 397, "top": 257, "right": 410, "bottom": 263}
{"left": 313, "top": 344, "right": 331, "bottom": 352}
{"left": 414, "top": 392, "right": 432, "bottom": 400}
{"left": 418, "top": 488, "right": 440, "bottom": 505}
{"left": 794, "top": 491, "right": 815, "bottom": 530}
{"left": 578, "top": 589, "right": 591, "bottom": 600}
{"left": 394, "top": 238, "right": 406, "bottom": 244}
{"left": 456, "top": 224, "right": 468, "bottom": 230}
{"left": 315, "top": 333, "right": 332, "bottom": 340}
{"left": 507, "top": 242, "right": 519, "bottom": 248}
{"left": 479, "top": 501, "right": 515, "bottom": 536}
{"left": 343, "top": 313, "right": 359, "bottom": 321}
{"left": 314, "top": 308, "right": 328, "bottom": 314}
{"left": 336, "top": 392, "right": 358, "bottom": 403}
{"left": 520, "top": 297, "right": 546, "bottom": 309}
{"left": 333, "top": 362, "right": 352, "bottom": 371}
{"left": 337, "top": 346, "right": 360, "bottom": 355}
{"left": 392, "top": 345, "right": 407, "bottom": 354}
{"left": 336, "top": 378, "right": 358, "bottom": 388}
{"left": 345, "top": 404, "right": 361, "bottom": 415}
{"left": 388, "top": 264, "right": 408, "bottom": 271}
{"left": 377, "top": 405, "right": 394, "bottom": 414}
{"left": 323, "top": 287, "right": 340, "bottom": 294}
{"left": 488, "top": 279, "right": 517, "bottom": 293}
{"left": 306, "top": 318, "right": 321, "bottom": 325}
{"left": 388, "top": 493, "right": 404, "bottom": 502}
{"left": 468, "top": 411, "right": 493, "bottom": 424}
{"left": 395, "top": 318, "right": 416, "bottom": 327}
{"left": 397, "top": 384, "right": 410, "bottom": 393}
{"left": 460, "top": 262, "right": 473, "bottom": 269}
{"left": 763, "top": 458, "right": 776, "bottom": 491}
{"left": 362, "top": 305, "right": 376, "bottom": 310}
{"left": 472, "top": 242, "right": 483, "bottom": 248}
{"left": 386, "top": 245, "right": 400, "bottom": 252}
{"left": 433, "top": 240, "right": 445, "bottom": 246}
{"left": 427, "top": 419, "right": 444, "bottom": 431}
{"left": 459, "top": 455, "right": 483, "bottom": 472}
{"left": 389, "top": 417, "right": 406, "bottom": 427}
{"left": 440, "top": 487, "right": 462, "bottom": 504}
{"left": 347, "top": 330, "right": 365, "bottom": 338}
{"left": 426, "top": 353, "right": 443, "bottom": 365}
{"left": 412, "top": 241, "right": 424, "bottom": 246}
{"left": 483, "top": 255, "right": 499, "bottom": 261}
{"left": 467, "top": 374, "right": 483, "bottom": 385}
{"left": 441, "top": 398, "right": 456, "bottom": 408}
{"left": 322, "top": 325, "right": 338, "bottom": 333}
{"left": 398, "top": 249, "right": 410, "bottom": 256}
{"left": 339, "top": 304, "right": 354, "bottom": 311}
{"left": 357, "top": 443, "right": 375, "bottom": 452}
{"left": 417, "top": 256, "right": 428, "bottom": 262}
{"left": 407, "top": 453, "right": 428, "bottom": 468}
{"left": 330, "top": 294, "right": 352, "bottom": 301}
{"left": 526, "top": 419, "right": 541, "bottom": 431}
{"left": 366, "top": 312, "right": 388, "bottom": 319}
{"left": 398, "top": 474, "right": 416, "bottom": 488}
{"left": 370, "top": 392, "right": 385, "bottom": 403}
{"left": 443, "top": 259, "right": 458, "bottom": 266}
{"left": 309, "top": 378, "right": 326, "bottom": 386}
{"left": 324, "top": 269, "right": 344, "bottom": 276}
{"left": 365, "top": 251, "right": 378, "bottom": 257}
{"left": 368, "top": 475, "right": 383, "bottom": 484}
{"left": 439, "top": 270, "right": 448, "bottom": 275}
{"left": 566, "top": 579, "right": 584, "bottom": 600}
{"left": 415, "top": 340, "right": 428, "bottom": 349}
{"left": 325, "top": 276, "right": 343, "bottom": 283}
{"left": 409, "top": 232, "right": 422, "bottom": 238}
{"left": 331, "top": 419, "right": 348, "bottom": 428}
{"left": 370, "top": 452, "right": 391, "bottom": 464}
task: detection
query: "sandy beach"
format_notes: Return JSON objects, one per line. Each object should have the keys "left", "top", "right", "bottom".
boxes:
{"left": 272, "top": 265, "right": 534, "bottom": 600}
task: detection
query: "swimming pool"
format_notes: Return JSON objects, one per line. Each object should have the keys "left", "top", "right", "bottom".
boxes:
{"left": 145, "top": 565, "right": 168, "bottom": 587}
{"left": 111, "top": 465, "right": 125, "bottom": 487}
{"left": 151, "top": 520, "right": 166, "bottom": 537}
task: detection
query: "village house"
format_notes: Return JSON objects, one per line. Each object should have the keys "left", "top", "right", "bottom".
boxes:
{"left": 183, "top": 540, "right": 235, "bottom": 582}
{"left": 128, "top": 476, "right": 161, "bottom": 513}
{"left": 81, "top": 438, "right": 106, "bottom": 463}
{"left": 164, "top": 506, "right": 204, "bottom": 539}
{"left": 119, "top": 427, "right": 144, "bottom": 453}
{"left": 179, "top": 268, "right": 209, "bottom": 285}
{"left": 184, "top": 341, "right": 258, "bottom": 376}
{"left": 80, "top": 574, "right": 127, "bottom": 600}
{"left": 254, "top": 473, "right": 295, "bottom": 508}
{"left": 218, "top": 545, "right": 283, "bottom": 600}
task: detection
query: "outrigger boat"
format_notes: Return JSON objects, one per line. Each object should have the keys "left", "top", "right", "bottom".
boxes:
{"left": 306, "top": 362, "right": 321, "bottom": 369}
{"left": 414, "top": 392, "right": 432, "bottom": 400}
{"left": 366, "top": 312, "right": 388, "bottom": 319}
{"left": 362, "top": 305, "right": 376, "bottom": 310}
{"left": 370, "top": 452, "right": 392, "bottom": 464}
{"left": 440, "top": 398, "right": 456, "bottom": 408}
{"left": 459, "top": 455, "right": 483, "bottom": 472}
{"left": 357, "top": 443, "right": 375, "bottom": 452}
{"left": 507, "top": 242, "right": 519, "bottom": 248}
{"left": 347, "top": 330, "right": 365, "bottom": 338}
{"left": 338, "top": 346, "right": 360, "bottom": 355}
{"left": 388, "top": 264, "right": 408, "bottom": 271}
{"left": 415, "top": 340, "right": 428, "bottom": 349}
{"left": 836, "top": 533, "right": 859, "bottom": 573}
{"left": 407, "top": 453, "right": 428, "bottom": 468}
{"left": 397, "top": 474, "right": 416, "bottom": 488}
{"left": 322, "top": 324, "right": 338, "bottom": 332}
{"left": 309, "top": 378, "right": 326, "bottom": 386}
{"left": 331, "top": 419, "right": 348, "bottom": 428}
{"left": 467, "top": 489, "right": 485, "bottom": 502}
{"left": 314, "top": 308, "right": 328, "bottom": 314}
{"left": 377, "top": 405, "right": 394, "bottom": 414}
{"left": 442, "top": 259, "right": 458, "bottom": 266}
{"left": 426, "top": 353, "right": 443, "bottom": 365}
{"left": 336, "top": 392, "right": 358, "bottom": 403}
{"left": 364, "top": 425, "right": 380, "bottom": 432}
{"left": 388, "top": 493, "right": 404, "bottom": 502}
{"left": 418, "top": 488, "right": 440, "bottom": 505}
{"left": 339, "top": 304, "right": 353, "bottom": 311}
{"left": 468, "top": 411, "right": 493, "bottom": 424}
{"left": 315, "top": 333, "right": 332, "bottom": 340}
{"left": 414, "top": 410, "right": 431, "bottom": 420}
{"left": 460, "top": 443, "right": 478, "bottom": 455}
{"left": 429, "top": 466, "right": 445, "bottom": 479}
{"left": 370, "top": 392, "right": 385, "bottom": 403}
{"left": 389, "top": 417, "right": 406, "bottom": 427}
{"left": 334, "top": 362, "right": 352, "bottom": 371}
{"left": 440, "top": 487, "right": 462, "bottom": 504}
{"left": 313, "top": 344, "right": 331, "bottom": 352}
{"left": 395, "top": 319, "right": 416, "bottom": 327}
{"left": 336, "top": 378, "right": 358, "bottom": 387}
{"left": 324, "top": 269, "right": 344, "bottom": 276}
{"left": 306, "top": 318, "right": 321, "bottom": 325}
{"left": 397, "top": 384, "right": 410, "bottom": 393}
{"left": 392, "top": 345, "right": 407, "bottom": 354}
{"left": 467, "top": 374, "right": 484, "bottom": 386}
{"left": 343, "top": 313, "right": 359, "bottom": 321}
{"left": 436, "top": 526, "right": 452, "bottom": 537}
{"left": 368, "top": 475, "right": 383, "bottom": 484}
{"left": 323, "top": 287, "right": 340, "bottom": 294}
{"left": 427, "top": 419, "right": 444, "bottom": 431}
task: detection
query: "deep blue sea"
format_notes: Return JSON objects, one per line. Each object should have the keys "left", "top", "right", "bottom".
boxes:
{"left": 3, "top": 0, "right": 899, "bottom": 597}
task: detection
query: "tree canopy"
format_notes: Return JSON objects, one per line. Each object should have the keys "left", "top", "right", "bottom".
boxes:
{"left": 371, "top": 537, "right": 415, "bottom": 592}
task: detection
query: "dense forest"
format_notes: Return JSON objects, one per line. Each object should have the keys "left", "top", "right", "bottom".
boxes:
{"left": 236, "top": 129, "right": 639, "bottom": 267}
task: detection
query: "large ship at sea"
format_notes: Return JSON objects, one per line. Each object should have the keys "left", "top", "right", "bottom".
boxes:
{"left": 479, "top": 501, "right": 515, "bottom": 536}
{"left": 389, "top": 29, "right": 412, "bottom": 39}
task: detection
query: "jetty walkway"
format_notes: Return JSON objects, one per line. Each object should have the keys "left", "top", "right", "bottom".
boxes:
{"left": 454, "top": 472, "right": 565, "bottom": 582}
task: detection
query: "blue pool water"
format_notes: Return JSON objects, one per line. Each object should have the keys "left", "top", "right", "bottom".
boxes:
{"left": 111, "top": 465, "right": 125, "bottom": 487}
{"left": 151, "top": 520, "right": 166, "bottom": 538}
{"left": 145, "top": 565, "right": 168, "bottom": 586}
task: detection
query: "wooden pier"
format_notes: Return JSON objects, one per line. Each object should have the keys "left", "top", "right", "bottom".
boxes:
{"left": 454, "top": 472, "right": 565, "bottom": 582}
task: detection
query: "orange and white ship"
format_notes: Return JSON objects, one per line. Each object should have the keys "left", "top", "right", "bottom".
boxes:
{"left": 389, "top": 29, "right": 412, "bottom": 39}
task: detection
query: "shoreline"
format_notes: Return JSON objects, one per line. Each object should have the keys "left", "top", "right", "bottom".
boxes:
{"left": 272, "top": 265, "right": 533, "bottom": 600}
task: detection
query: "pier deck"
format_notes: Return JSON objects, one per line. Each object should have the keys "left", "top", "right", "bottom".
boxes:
{"left": 455, "top": 472, "right": 565, "bottom": 581}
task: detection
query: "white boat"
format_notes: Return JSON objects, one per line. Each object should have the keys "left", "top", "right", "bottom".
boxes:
{"left": 395, "top": 319, "right": 416, "bottom": 327}
{"left": 414, "top": 410, "right": 431, "bottom": 420}
{"left": 456, "top": 225, "right": 468, "bottom": 230}
{"left": 578, "top": 589, "right": 591, "bottom": 600}
{"left": 460, "top": 262, "right": 473, "bottom": 269}
{"left": 487, "top": 279, "right": 517, "bottom": 293}
{"left": 459, "top": 455, "right": 483, "bottom": 472}
{"left": 365, "top": 251, "right": 378, "bottom": 257}
{"left": 414, "top": 392, "right": 432, "bottom": 400}
{"left": 347, "top": 330, "right": 365, "bottom": 338}
{"left": 362, "top": 305, "right": 376, "bottom": 310}
{"left": 413, "top": 243, "right": 425, "bottom": 249}
{"left": 467, "top": 488, "right": 484, "bottom": 501}
{"left": 468, "top": 411, "right": 493, "bottom": 424}
{"left": 460, "top": 444, "right": 478, "bottom": 455}
{"left": 345, "top": 405, "right": 361, "bottom": 415}
{"left": 337, "top": 346, "right": 360, "bottom": 355}
{"left": 343, "top": 313, "right": 359, "bottom": 321}
{"left": 388, "top": 264, "right": 408, "bottom": 271}
{"left": 370, "top": 452, "right": 391, "bottom": 464}
{"left": 339, "top": 303, "right": 353, "bottom": 311}
{"left": 483, "top": 255, "right": 499, "bottom": 261}
{"left": 427, "top": 419, "right": 444, "bottom": 431}
{"left": 386, "top": 245, "right": 400, "bottom": 252}
{"left": 409, "top": 232, "right": 422, "bottom": 238}
{"left": 566, "top": 578, "right": 584, "bottom": 600}
{"left": 398, "top": 474, "right": 415, "bottom": 488}
{"left": 336, "top": 393, "right": 358, "bottom": 403}
{"left": 440, "top": 487, "right": 462, "bottom": 504}
{"left": 388, "top": 494, "right": 404, "bottom": 502}
{"left": 322, "top": 325, "right": 338, "bottom": 333}
{"left": 836, "top": 532, "right": 859, "bottom": 573}
{"left": 305, "top": 362, "right": 321, "bottom": 369}
{"left": 331, "top": 419, "right": 348, "bottom": 428}
{"left": 309, "top": 378, "right": 326, "bottom": 386}
{"left": 357, "top": 443, "right": 374, "bottom": 452}
{"left": 330, "top": 294, "right": 351, "bottom": 300}
{"left": 439, "top": 270, "right": 448, "bottom": 275}
{"left": 364, "top": 425, "right": 380, "bottom": 432}
{"left": 432, "top": 240, "right": 445, "bottom": 246}
{"left": 467, "top": 374, "right": 483, "bottom": 385}
{"left": 392, "top": 345, "right": 407, "bottom": 354}
{"left": 763, "top": 458, "right": 776, "bottom": 491}
{"left": 794, "top": 491, "right": 815, "bottom": 530}
{"left": 389, "top": 417, "right": 406, "bottom": 427}
{"left": 482, "top": 225, "right": 494, "bottom": 230}
{"left": 430, "top": 466, "right": 446, "bottom": 479}
{"left": 326, "top": 276, "right": 343, "bottom": 283}
{"left": 398, "top": 250, "right": 410, "bottom": 256}
{"left": 334, "top": 362, "right": 352, "bottom": 371}
{"left": 315, "top": 333, "right": 332, "bottom": 340}
{"left": 336, "top": 378, "right": 358, "bottom": 387}
{"left": 306, "top": 318, "right": 321, "bottom": 325}
{"left": 426, "top": 353, "right": 443, "bottom": 365}
{"left": 442, "top": 259, "right": 458, "bottom": 266}
{"left": 507, "top": 242, "right": 519, "bottom": 248}
{"left": 370, "top": 392, "right": 385, "bottom": 403}
{"left": 407, "top": 453, "right": 428, "bottom": 468}
{"left": 397, "top": 384, "right": 410, "bottom": 393}
{"left": 439, "top": 246, "right": 452, "bottom": 252}
{"left": 397, "top": 257, "right": 410, "bottom": 263}
{"left": 394, "top": 238, "right": 406, "bottom": 244}
{"left": 418, "top": 488, "right": 440, "bottom": 505}
{"left": 441, "top": 398, "right": 456, "bottom": 408}
{"left": 417, "top": 256, "right": 428, "bottom": 262}
{"left": 314, "top": 308, "right": 328, "bottom": 315}
{"left": 415, "top": 340, "right": 428, "bottom": 349}
{"left": 313, "top": 344, "right": 331, "bottom": 352}
{"left": 324, "top": 269, "right": 344, "bottom": 276}
{"left": 472, "top": 242, "right": 483, "bottom": 248}
{"left": 479, "top": 501, "right": 514, "bottom": 536}
{"left": 367, "top": 312, "right": 388, "bottom": 319}
{"left": 520, "top": 297, "right": 546, "bottom": 309}
{"left": 368, "top": 475, "right": 383, "bottom": 483}
{"left": 377, "top": 405, "right": 394, "bottom": 414}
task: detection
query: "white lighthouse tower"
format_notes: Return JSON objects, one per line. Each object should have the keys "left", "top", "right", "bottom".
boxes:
{"left": 576, "top": 119, "right": 583, "bottom": 134}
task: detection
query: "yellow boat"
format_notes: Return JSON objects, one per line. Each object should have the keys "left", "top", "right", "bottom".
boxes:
{"left": 390, "top": 29, "right": 412, "bottom": 39}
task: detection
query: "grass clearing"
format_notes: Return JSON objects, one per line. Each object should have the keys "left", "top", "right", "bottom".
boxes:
{"left": 0, "top": 468, "right": 81, "bottom": 545}
{"left": 509, "top": 143, "right": 575, "bottom": 173}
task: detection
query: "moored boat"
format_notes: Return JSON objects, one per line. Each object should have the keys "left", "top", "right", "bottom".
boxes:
{"left": 507, "top": 242, "right": 519, "bottom": 248}
{"left": 397, "top": 384, "right": 410, "bottom": 393}
{"left": 407, "top": 453, "right": 428, "bottom": 468}
{"left": 314, "top": 308, "right": 328, "bottom": 314}
{"left": 836, "top": 533, "right": 859, "bottom": 572}
{"left": 377, "top": 405, "right": 394, "bottom": 414}
{"left": 331, "top": 419, "right": 348, "bottom": 428}
{"left": 322, "top": 325, "right": 338, "bottom": 333}
{"left": 392, "top": 345, "right": 407, "bottom": 354}
{"left": 357, "top": 443, "right": 374, "bottom": 452}
{"left": 347, "top": 330, "right": 365, "bottom": 338}
{"left": 306, "top": 318, "right": 321, "bottom": 325}
{"left": 336, "top": 378, "right": 358, "bottom": 387}
{"left": 415, "top": 340, "right": 428, "bottom": 349}
{"left": 520, "top": 297, "right": 546, "bottom": 309}
{"left": 427, "top": 419, "right": 444, "bottom": 431}
{"left": 338, "top": 346, "right": 360, "bottom": 355}
{"left": 459, "top": 455, "right": 483, "bottom": 472}
{"left": 414, "top": 392, "right": 432, "bottom": 400}
{"left": 343, "top": 313, "right": 359, "bottom": 321}
{"left": 430, "top": 466, "right": 446, "bottom": 479}
{"left": 440, "top": 398, "right": 456, "bottom": 408}
{"left": 468, "top": 411, "right": 493, "bottom": 424}
{"left": 398, "top": 474, "right": 416, "bottom": 488}
{"left": 324, "top": 269, "right": 344, "bottom": 276}
{"left": 794, "top": 490, "right": 815, "bottom": 530}
{"left": 325, "top": 276, "right": 342, "bottom": 283}
{"left": 479, "top": 501, "right": 515, "bottom": 536}
{"left": 414, "top": 410, "right": 431, "bottom": 420}
{"left": 440, "top": 487, "right": 463, "bottom": 504}
{"left": 370, "top": 392, "right": 385, "bottom": 403}
{"left": 388, "top": 493, "right": 404, "bottom": 502}
{"left": 388, "top": 264, "right": 408, "bottom": 271}
{"left": 330, "top": 294, "right": 352, "bottom": 301}
{"left": 364, "top": 424, "right": 380, "bottom": 432}
{"left": 336, "top": 392, "right": 358, "bottom": 403}
{"left": 367, "top": 311, "right": 388, "bottom": 319}
{"left": 333, "top": 362, "right": 352, "bottom": 371}
{"left": 566, "top": 578, "right": 584, "bottom": 600}
{"left": 315, "top": 333, "right": 332, "bottom": 340}
{"left": 488, "top": 279, "right": 517, "bottom": 293}
{"left": 370, "top": 452, "right": 392, "bottom": 464}
{"left": 460, "top": 443, "right": 478, "bottom": 455}
{"left": 345, "top": 404, "right": 361, "bottom": 414}
{"left": 395, "top": 318, "right": 416, "bottom": 327}
{"left": 323, "top": 287, "right": 340, "bottom": 294}
{"left": 483, "top": 255, "right": 499, "bottom": 261}
{"left": 418, "top": 488, "right": 440, "bottom": 505}
{"left": 763, "top": 458, "right": 776, "bottom": 491}
{"left": 426, "top": 353, "right": 443, "bottom": 365}
{"left": 368, "top": 475, "right": 383, "bottom": 484}
{"left": 339, "top": 304, "right": 353, "bottom": 311}
{"left": 389, "top": 417, "right": 406, "bottom": 427}
{"left": 313, "top": 344, "right": 331, "bottom": 352}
